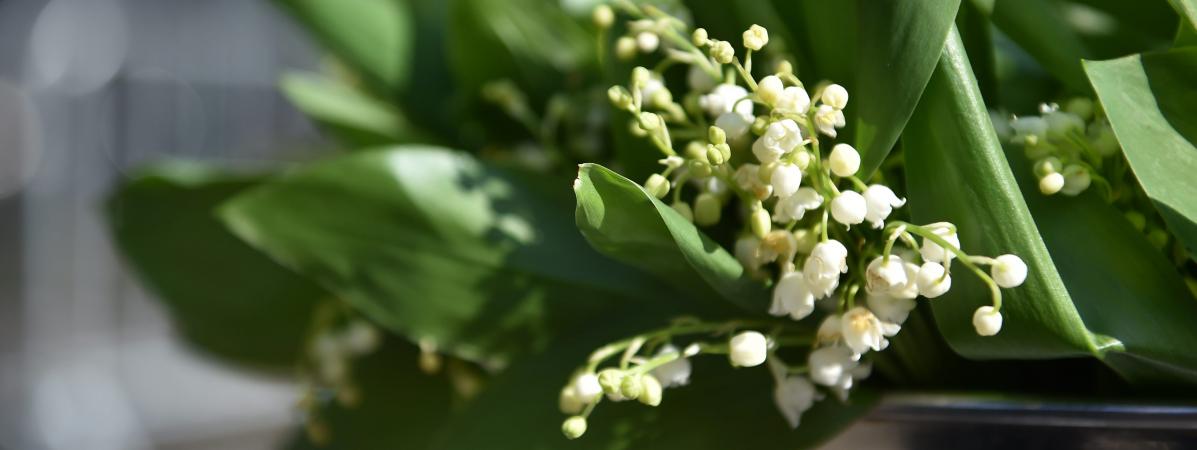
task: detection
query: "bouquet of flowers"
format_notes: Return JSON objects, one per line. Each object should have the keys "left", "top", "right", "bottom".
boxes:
{"left": 107, "top": 0, "right": 1197, "bottom": 448}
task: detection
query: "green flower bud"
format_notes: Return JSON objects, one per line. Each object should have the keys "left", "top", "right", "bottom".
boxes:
{"left": 751, "top": 116, "right": 769, "bottom": 136}
{"left": 776, "top": 60, "right": 793, "bottom": 76}
{"left": 708, "top": 125, "right": 727, "bottom": 145}
{"left": 1124, "top": 210, "right": 1147, "bottom": 232}
{"left": 562, "top": 416, "right": 588, "bottom": 440}
{"left": 607, "top": 86, "right": 633, "bottom": 111}
{"left": 1064, "top": 97, "right": 1094, "bottom": 121}
{"left": 1032, "top": 157, "right": 1063, "bottom": 177}
{"left": 792, "top": 149, "right": 812, "bottom": 170}
{"left": 671, "top": 201, "right": 694, "bottom": 222}
{"left": 638, "top": 374, "right": 663, "bottom": 407}
{"left": 694, "top": 192, "right": 722, "bottom": 226}
{"left": 615, "top": 36, "right": 637, "bottom": 60}
{"left": 751, "top": 207, "right": 771, "bottom": 238}
{"left": 689, "top": 159, "right": 713, "bottom": 178}
{"left": 632, "top": 66, "right": 652, "bottom": 86}
{"left": 639, "top": 111, "right": 661, "bottom": 130}
{"left": 709, "top": 40, "right": 734, "bottom": 64}
{"left": 619, "top": 373, "right": 643, "bottom": 400}
{"left": 644, "top": 174, "right": 670, "bottom": 199}
{"left": 629, "top": 120, "right": 648, "bottom": 137}
{"left": 706, "top": 144, "right": 727, "bottom": 165}
{"left": 592, "top": 4, "right": 614, "bottom": 29}
{"left": 1148, "top": 227, "right": 1170, "bottom": 250}
{"left": 692, "top": 28, "right": 709, "bottom": 46}
{"left": 597, "top": 368, "right": 624, "bottom": 396}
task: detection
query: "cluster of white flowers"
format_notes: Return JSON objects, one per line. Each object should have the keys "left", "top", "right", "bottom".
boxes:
{"left": 567, "top": 4, "right": 1030, "bottom": 438}
{"left": 305, "top": 319, "right": 381, "bottom": 407}
{"left": 993, "top": 99, "right": 1117, "bottom": 197}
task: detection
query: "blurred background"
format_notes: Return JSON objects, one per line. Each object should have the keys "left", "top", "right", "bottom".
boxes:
{"left": 0, "top": 0, "right": 329, "bottom": 448}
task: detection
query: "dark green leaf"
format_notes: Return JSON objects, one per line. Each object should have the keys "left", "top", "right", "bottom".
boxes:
{"left": 768, "top": 1, "right": 858, "bottom": 87}
{"left": 974, "top": 0, "right": 1091, "bottom": 92}
{"left": 106, "top": 163, "right": 326, "bottom": 370}
{"left": 854, "top": 0, "right": 962, "bottom": 177}
{"left": 274, "top": 0, "right": 414, "bottom": 94}
{"left": 220, "top": 147, "right": 673, "bottom": 364}
{"left": 432, "top": 324, "right": 878, "bottom": 450}
{"left": 280, "top": 72, "right": 430, "bottom": 147}
{"left": 288, "top": 339, "right": 457, "bottom": 449}
{"left": 574, "top": 164, "right": 766, "bottom": 314}
{"left": 1085, "top": 49, "right": 1197, "bottom": 264}
{"left": 1170, "top": 0, "right": 1197, "bottom": 46}
{"left": 904, "top": 28, "right": 1105, "bottom": 359}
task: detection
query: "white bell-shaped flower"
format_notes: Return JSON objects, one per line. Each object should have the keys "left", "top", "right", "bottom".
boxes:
{"left": 1060, "top": 164, "right": 1091, "bottom": 196}
{"left": 831, "top": 191, "right": 867, "bottom": 226}
{"left": 1044, "top": 110, "right": 1085, "bottom": 142}
{"left": 1010, "top": 116, "right": 1048, "bottom": 145}
{"left": 773, "top": 376, "right": 817, "bottom": 429}
{"left": 770, "top": 163, "right": 803, "bottom": 199}
{"left": 735, "top": 235, "right": 765, "bottom": 272}
{"left": 699, "top": 84, "right": 753, "bottom": 117}
{"left": 919, "top": 227, "right": 960, "bottom": 263}
{"left": 972, "top": 306, "right": 1003, "bottom": 336}
{"left": 774, "top": 86, "right": 811, "bottom": 114}
{"left": 866, "top": 292, "right": 917, "bottom": 325}
{"left": 773, "top": 187, "right": 823, "bottom": 223}
{"left": 991, "top": 254, "right": 1027, "bottom": 288}
{"left": 757, "top": 75, "right": 784, "bottom": 106}
{"left": 770, "top": 271, "right": 816, "bottom": 320}
{"left": 729, "top": 331, "right": 769, "bottom": 367}
{"left": 863, "top": 185, "right": 906, "bottom": 229}
{"left": 813, "top": 104, "right": 846, "bottom": 137}
{"left": 821, "top": 83, "right": 849, "bottom": 110}
{"left": 866, "top": 255, "right": 908, "bottom": 294}
{"left": 816, "top": 315, "right": 842, "bottom": 344}
{"left": 573, "top": 373, "right": 603, "bottom": 402}
{"left": 828, "top": 144, "right": 860, "bottom": 177}
{"left": 752, "top": 119, "right": 803, "bottom": 163}
{"left": 560, "top": 385, "right": 585, "bottom": 414}
{"left": 1039, "top": 172, "right": 1065, "bottom": 195}
{"left": 804, "top": 240, "right": 848, "bottom": 298}
{"left": 715, "top": 111, "right": 754, "bottom": 141}
{"left": 916, "top": 261, "right": 952, "bottom": 298}
{"left": 687, "top": 65, "right": 717, "bottom": 92}
{"left": 650, "top": 344, "right": 692, "bottom": 388}
{"left": 890, "top": 261, "right": 921, "bottom": 300}
{"left": 808, "top": 345, "right": 857, "bottom": 387}
{"left": 841, "top": 306, "right": 898, "bottom": 355}
{"left": 636, "top": 31, "right": 660, "bottom": 52}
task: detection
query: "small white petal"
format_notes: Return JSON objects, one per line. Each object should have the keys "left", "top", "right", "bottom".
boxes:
{"left": 822, "top": 84, "right": 849, "bottom": 110}
{"left": 919, "top": 227, "right": 960, "bottom": 263}
{"left": 828, "top": 144, "right": 860, "bottom": 177}
{"left": 916, "top": 261, "right": 952, "bottom": 298}
{"left": 863, "top": 185, "right": 906, "bottom": 228}
{"left": 831, "top": 191, "right": 867, "bottom": 226}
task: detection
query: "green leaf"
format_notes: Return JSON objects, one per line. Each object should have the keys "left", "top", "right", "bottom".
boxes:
{"left": 1170, "top": 0, "right": 1197, "bottom": 45}
{"left": 907, "top": 29, "right": 1197, "bottom": 386}
{"left": 220, "top": 147, "right": 673, "bottom": 364}
{"left": 903, "top": 28, "right": 1104, "bottom": 360}
{"left": 287, "top": 339, "right": 457, "bottom": 450}
{"left": 106, "top": 163, "right": 326, "bottom": 370}
{"left": 854, "top": 0, "right": 962, "bottom": 177}
{"left": 574, "top": 163, "right": 768, "bottom": 314}
{"left": 280, "top": 72, "right": 430, "bottom": 147}
{"left": 1085, "top": 49, "right": 1197, "bottom": 264}
{"left": 974, "top": 0, "right": 1091, "bottom": 92}
{"left": 768, "top": 1, "right": 859, "bottom": 87}
{"left": 431, "top": 326, "right": 878, "bottom": 450}
{"left": 273, "top": 0, "right": 414, "bottom": 94}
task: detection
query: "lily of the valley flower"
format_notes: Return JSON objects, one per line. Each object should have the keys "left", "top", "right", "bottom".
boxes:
{"left": 830, "top": 191, "right": 867, "bottom": 226}
{"left": 841, "top": 306, "right": 899, "bottom": 355}
{"left": 742, "top": 24, "right": 768, "bottom": 51}
{"left": 773, "top": 376, "right": 817, "bottom": 428}
{"left": 715, "top": 111, "right": 754, "bottom": 140}
{"left": 828, "top": 143, "right": 860, "bottom": 177}
{"left": 863, "top": 185, "right": 906, "bottom": 229}
{"left": 770, "top": 163, "right": 804, "bottom": 198}
{"left": 770, "top": 271, "right": 816, "bottom": 320}
{"left": 752, "top": 119, "right": 803, "bottom": 163}
{"left": 772, "top": 187, "right": 823, "bottom": 223}
{"left": 990, "top": 254, "right": 1028, "bottom": 288}
{"left": 651, "top": 345, "right": 693, "bottom": 388}
{"left": 699, "top": 84, "right": 753, "bottom": 117}
{"left": 973, "top": 306, "right": 1003, "bottom": 336}
{"left": 757, "top": 75, "right": 784, "bottom": 106}
{"left": 821, "top": 84, "right": 849, "bottom": 110}
{"left": 919, "top": 226, "right": 960, "bottom": 263}
{"left": 866, "top": 255, "right": 908, "bottom": 294}
{"left": 808, "top": 345, "right": 858, "bottom": 388}
{"left": 916, "top": 261, "right": 952, "bottom": 298}
{"left": 813, "top": 104, "right": 846, "bottom": 137}
{"left": 774, "top": 86, "right": 811, "bottom": 115}
{"left": 804, "top": 240, "right": 849, "bottom": 298}
{"left": 729, "top": 331, "right": 769, "bottom": 367}
{"left": 866, "top": 292, "right": 917, "bottom": 326}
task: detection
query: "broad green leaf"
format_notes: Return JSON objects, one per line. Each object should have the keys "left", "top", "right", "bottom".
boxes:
{"left": 280, "top": 72, "right": 430, "bottom": 147}
{"left": 432, "top": 323, "right": 878, "bottom": 450}
{"left": 907, "top": 29, "right": 1197, "bottom": 386}
{"left": 1170, "top": 0, "right": 1197, "bottom": 42}
{"left": 220, "top": 147, "right": 674, "bottom": 364}
{"left": 274, "top": 0, "right": 413, "bottom": 94}
{"left": 288, "top": 339, "right": 456, "bottom": 449}
{"left": 768, "top": 1, "right": 858, "bottom": 87}
{"left": 903, "top": 28, "right": 1104, "bottom": 360}
{"left": 1067, "top": 0, "right": 1178, "bottom": 56}
{"left": 106, "top": 163, "right": 326, "bottom": 370}
{"left": 574, "top": 163, "right": 768, "bottom": 314}
{"left": 1085, "top": 49, "right": 1197, "bottom": 264}
{"left": 854, "top": 0, "right": 961, "bottom": 177}
{"left": 973, "top": 0, "right": 1091, "bottom": 92}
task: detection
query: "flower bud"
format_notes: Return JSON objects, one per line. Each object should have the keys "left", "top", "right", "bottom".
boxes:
{"left": 751, "top": 207, "right": 772, "bottom": 238}
{"left": 562, "top": 416, "right": 588, "bottom": 440}
{"left": 688, "top": 159, "right": 713, "bottom": 178}
{"left": 671, "top": 201, "right": 694, "bottom": 222}
{"left": 607, "top": 86, "right": 633, "bottom": 111}
{"left": 644, "top": 174, "right": 670, "bottom": 199}
{"left": 742, "top": 24, "right": 769, "bottom": 51}
{"left": 710, "top": 40, "right": 734, "bottom": 64}
{"left": 574, "top": 373, "right": 602, "bottom": 402}
{"left": 1060, "top": 165, "right": 1091, "bottom": 196}
{"left": 694, "top": 192, "right": 722, "bottom": 226}
{"left": 757, "top": 75, "right": 783, "bottom": 106}
{"left": 559, "top": 385, "right": 584, "bottom": 414}
{"left": 708, "top": 125, "right": 727, "bottom": 145}
{"left": 706, "top": 144, "right": 727, "bottom": 165}
{"left": 615, "top": 36, "right": 637, "bottom": 60}
{"left": 1033, "top": 157, "right": 1063, "bottom": 177}
{"left": 866, "top": 256, "right": 908, "bottom": 294}
{"left": 1039, "top": 172, "right": 1065, "bottom": 195}
{"left": 1124, "top": 210, "right": 1147, "bottom": 232}
{"left": 972, "top": 306, "right": 1003, "bottom": 336}
{"left": 597, "top": 368, "right": 625, "bottom": 398}
{"left": 729, "top": 331, "right": 768, "bottom": 367}
{"left": 774, "top": 86, "right": 811, "bottom": 114}
{"left": 638, "top": 374, "right": 663, "bottom": 406}
{"left": 1148, "top": 227, "right": 1170, "bottom": 250}
{"left": 828, "top": 144, "right": 860, "bottom": 177}
{"left": 792, "top": 149, "right": 812, "bottom": 170}
{"left": 592, "top": 5, "right": 614, "bottom": 28}
{"left": 830, "top": 191, "right": 867, "bottom": 226}
{"left": 1045, "top": 111, "right": 1085, "bottom": 142}
{"left": 822, "top": 84, "right": 849, "bottom": 110}
{"left": 636, "top": 32, "right": 660, "bottom": 52}
{"left": 1064, "top": 97, "right": 1094, "bottom": 120}
{"left": 619, "top": 373, "right": 644, "bottom": 400}
{"left": 991, "top": 254, "right": 1027, "bottom": 288}
{"left": 919, "top": 226, "right": 960, "bottom": 263}
{"left": 916, "top": 261, "right": 952, "bottom": 298}
{"left": 751, "top": 116, "right": 769, "bottom": 136}
{"left": 692, "top": 28, "right": 709, "bottom": 46}
{"left": 638, "top": 113, "right": 662, "bottom": 132}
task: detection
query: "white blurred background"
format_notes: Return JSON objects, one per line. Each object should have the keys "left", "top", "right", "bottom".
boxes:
{"left": 0, "top": 1, "right": 330, "bottom": 448}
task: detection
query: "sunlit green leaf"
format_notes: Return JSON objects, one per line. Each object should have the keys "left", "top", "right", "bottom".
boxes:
{"left": 274, "top": 0, "right": 414, "bottom": 94}
{"left": 280, "top": 72, "right": 430, "bottom": 147}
